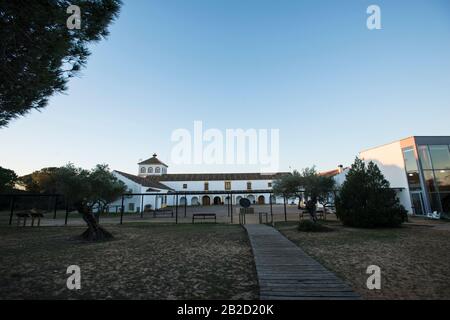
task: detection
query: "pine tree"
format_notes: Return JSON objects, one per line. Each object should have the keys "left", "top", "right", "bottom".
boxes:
{"left": 335, "top": 158, "right": 408, "bottom": 228}
{"left": 0, "top": 0, "right": 122, "bottom": 127}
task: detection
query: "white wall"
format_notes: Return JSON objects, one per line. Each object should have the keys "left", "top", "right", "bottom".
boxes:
{"left": 359, "top": 141, "right": 413, "bottom": 213}
{"left": 108, "top": 172, "right": 282, "bottom": 211}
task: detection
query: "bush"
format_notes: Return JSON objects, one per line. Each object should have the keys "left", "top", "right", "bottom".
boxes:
{"left": 335, "top": 158, "right": 408, "bottom": 228}
{"left": 298, "top": 220, "right": 333, "bottom": 232}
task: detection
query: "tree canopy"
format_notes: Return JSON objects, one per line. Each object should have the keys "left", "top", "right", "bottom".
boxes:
{"left": 21, "top": 163, "right": 126, "bottom": 240}
{"left": 21, "top": 163, "right": 126, "bottom": 210}
{"left": 0, "top": 166, "right": 18, "bottom": 192}
{"left": 273, "top": 167, "right": 335, "bottom": 221}
{"left": 335, "top": 158, "right": 408, "bottom": 228}
{"left": 0, "top": 0, "right": 122, "bottom": 127}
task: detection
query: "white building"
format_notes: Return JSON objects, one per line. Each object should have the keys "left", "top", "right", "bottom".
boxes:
{"left": 333, "top": 136, "right": 450, "bottom": 216}
{"left": 108, "top": 154, "right": 288, "bottom": 213}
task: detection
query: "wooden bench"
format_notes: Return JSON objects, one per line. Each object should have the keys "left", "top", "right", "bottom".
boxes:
{"left": 16, "top": 210, "right": 46, "bottom": 227}
{"left": 192, "top": 213, "right": 216, "bottom": 224}
{"left": 16, "top": 213, "right": 30, "bottom": 227}
{"left": 30, "top": 212, "right": 45, "bottom": 226}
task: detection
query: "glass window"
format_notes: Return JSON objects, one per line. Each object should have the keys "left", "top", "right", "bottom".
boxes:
{"left": 204, "top": 182, "right": 209, "bottom": 191}
{"left": 128, "top": 203, "right": 135, "bottom": 212}
{"left": 155, "top": 167, "right": 161, "bottom": 173}
{"left": 402, "top": 148, "right": 418, "bottom": 172}
{"left": 418, "top": 145, "right": 433, "bottom": 170}
{"left": 429, "top": 192, "right": 443, "bottom": 212}
{"left": 225, "top": 181, "right": 231, "bottom": 190}
{"left": 247, "top": 182, "right": 252, "bottom": 190}
{"left": 140, "top": 167, "right": 146, "bottom": 173}
{"left": 423, "top": 170, "right": 438, "bottom": 192}
{"left": 148, "top": 167, "right": 153, "bottom": 173}
{"left": 183, "top": 184, "right": 187, "bottom": 189}
{"left": 429, "top": 145, "right": 450, "bottom": 170}
{"left": 434, "top": 170, "right": 450, "bottom": 192}
{"left": 406, "top": 172, "right": 421, "bottom": 191}
{"left": 440, "top": 193, "right": 450, "bottom": 213}
{"left": 268, "top": 182, "right": 272, "bottom": 188}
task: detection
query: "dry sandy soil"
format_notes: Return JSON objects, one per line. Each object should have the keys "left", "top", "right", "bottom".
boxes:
{"left": 0, "top": 223, "right": 258, "bottom": 300}
{"left": 277, "top": 220, "right": 450, "bottom": 300}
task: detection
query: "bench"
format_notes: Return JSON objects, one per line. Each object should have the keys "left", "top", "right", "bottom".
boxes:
{"left": 16, "top": 210, "right": 46, "bottom": 227}
{"left": 30, "top": 212, "right": 45, "bottom": 226}
{"left": 192, "top": 213, "right": 216, "bottom": 224}
{"left": 16, "top": 213, "right": 31, "bottom": 227}
{"left": 152, "top": 209, "right": 174, "bottom": 218}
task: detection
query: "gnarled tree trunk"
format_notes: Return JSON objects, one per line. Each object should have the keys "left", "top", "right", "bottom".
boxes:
{"left": 75, "top": 202, "right": 113, "bottom": 241}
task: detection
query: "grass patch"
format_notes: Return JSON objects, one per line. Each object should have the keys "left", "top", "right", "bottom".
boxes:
{"left": 276, "top": 221, "right": 450, "bottom": 300}
{"left": 298, "top": 220, "right": 333, "bottom": 232}
{"left": 0, "top": 223, "right": 258, "bottom": 300}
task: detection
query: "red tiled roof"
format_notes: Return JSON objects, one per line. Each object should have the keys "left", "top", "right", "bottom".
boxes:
{"left": 114, "top": 171, "right": 173, "bottom": 190}
{"left": 138, "top": 154, "right": 168, "bottom": 167}
{"left": 319, "top": 167, "right": 348, "bottom": 177}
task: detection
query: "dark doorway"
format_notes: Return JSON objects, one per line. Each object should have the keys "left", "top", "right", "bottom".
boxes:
{"left": 258, "top": 195, "right": 265, "bottom": 205}
{"left": 213, "top": 196, "right": 222, "bottom": 205}
{"left": 202, "top": 196, "right": 211, "bottom": 206}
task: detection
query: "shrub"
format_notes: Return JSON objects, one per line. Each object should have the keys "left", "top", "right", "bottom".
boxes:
{"left": 298, "top": 220, "right": 333, "bottom": 232}
{"left": 335, "top": 158, "right": 408, "bottom": 228}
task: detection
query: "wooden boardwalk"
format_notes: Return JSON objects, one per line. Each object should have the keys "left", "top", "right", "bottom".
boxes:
{"left": 245, "top": 224, "right": 360, "bottom": 300}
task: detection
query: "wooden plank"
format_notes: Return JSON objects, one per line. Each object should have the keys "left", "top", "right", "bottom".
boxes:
{"left": 245, "top": 224, "right": 360, "bottom": 300}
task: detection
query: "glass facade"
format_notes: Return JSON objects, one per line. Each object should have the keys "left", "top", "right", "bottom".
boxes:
{"left": 416, "top": 144, "right": 450, "bottom": 214}
{"left": 402, "top": 147, "right": 425, "bottom": 214}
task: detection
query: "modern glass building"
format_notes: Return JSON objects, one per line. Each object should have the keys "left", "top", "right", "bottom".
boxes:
{"left": 403, "top": 137, "right": 450, "bottom": 215}
{"left": 359, "top": 136, "right": 450, "bottom": 217}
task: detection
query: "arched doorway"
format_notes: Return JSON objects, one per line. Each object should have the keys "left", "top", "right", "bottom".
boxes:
{"left": 179, "top": 197, "right": 187, "bottom": 206}
{"left": 258, "top": 195, "right": 265, "bottom": 205}
{"left": 213, "top": 196, "right": 222, "bottom": 205}
{"left": 202, "top": 196, "right": 211, "bottom": 206}
{"left": 247, "top": 195, "right": 255, "bottom": 204}
{"left": 191, "top": 197, "right": 199, "bottom": 206}
{"left": 236, "top": 196, "right": 242, "bottom": 204}
{"left": 224, "top": 196, "right": 231, "bottom": 205}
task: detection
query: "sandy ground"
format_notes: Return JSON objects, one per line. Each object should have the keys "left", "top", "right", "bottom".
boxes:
{"left": 277, "top": 220, "right": 450, "bottom": 300}
{"left": 0, "top": 223, "right": 258, "bottom": 300}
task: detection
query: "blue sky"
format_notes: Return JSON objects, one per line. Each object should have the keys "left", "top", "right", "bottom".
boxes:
{"left": 1, "top": 0, "right": 450, "bottom": 176}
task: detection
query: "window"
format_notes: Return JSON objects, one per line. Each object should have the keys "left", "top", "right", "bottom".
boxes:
{"left": 434, "top": 170, "right": 450, "bottom": 192}
{"left": 128, "top": 203, "right": 135, "bottom": 212}
{"left": 440, "top": 193, "right": 450, "bottom": 213}
{"left": 429, "top": 193, "right": 443, "bottom": 212}
{"left": 406, "top": 172, "right": 421, "bottom": 191}
{"left": 183, "top": 184, "right": 188, "bottom": 189}
{"left": 429, "top": 145, "right": 450, "bottom": 170}
{"left": 403, "top": 148, "right": 418, "bottom": 172}
{"left": 423, "top": 170, "right": 438, "bottom": 192}
{"left": 225, "top": 181, "right": 231, "bottom": 190}
{"left": 418, "top": 145, "right": 433, "bottom": 170}
{"left": 247, "top": 182, "right": 252, "bottom": 190}
{"left": 148, "top": 167, "right": 153, "bottom": 173}
{"left": 155, "top": 167, "right": 161, "bottom": 173}
{"left": 403, "top": 148, "right": 421, "bottom": 192}
{"left": 268, "top": 182, "right": 272, "bottom": 188}
{"left": 140, "top": 167, "right": 146, "bottom": 173}
{"left": 204, "top": 182, "right": 209, "bottom": 191}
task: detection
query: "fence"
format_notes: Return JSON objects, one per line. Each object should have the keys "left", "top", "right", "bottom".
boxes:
{"left": 0, "top": 191, "right": 335, "bottom": 227}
